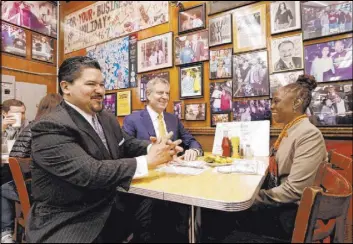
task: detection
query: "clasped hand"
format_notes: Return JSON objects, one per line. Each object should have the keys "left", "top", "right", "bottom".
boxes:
{"left": 146, "top": 131, "right": 183, "bottom": 169}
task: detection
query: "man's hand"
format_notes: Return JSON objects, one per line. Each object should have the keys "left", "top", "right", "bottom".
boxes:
{"left": 2, "top": 114, "right": 16, "bottom": 132}
{"left": 147, "top": 132, "right": 183, "bottom": 169}
{"left": 183, "top": 149, "right": 198, "bottom": 161}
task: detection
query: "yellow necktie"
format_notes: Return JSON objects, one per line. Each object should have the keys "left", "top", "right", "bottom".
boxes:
{"left": 158, "top": 114, "right": 167, "bottom": 138}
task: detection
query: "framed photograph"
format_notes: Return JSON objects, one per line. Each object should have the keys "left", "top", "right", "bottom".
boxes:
{"left": 210, "top": 48, "right": 232, "bottom": 79}
{"left": 210, "top": 80, "right": 232, "bottom": 113}
{"left": 208, "top": 1, "right": 256, "bottom": 15}
{"left": 140, "top": 71, "right": 170, "bottom": 102}
{"left": 179, "top": 63, "right": 203, "bottom": 99}
{"left": 31, "top": 33, "right": 54, "bottom": 63}
{"left": 137, "top": 32, "right": 173, "bottom": 73}
{"left": 233, "top": 100, "right": 271, "bottom": 121}
{"left": 308, "top": 84, "right": 352, "bottom": 126}
{"left": 301, "top": 1, "right": 353, "bottom": 41}
{"left": 211, "top": 113, "right": 231, "bottom": 127}
{"left": 1, "top": 22, "right": 26, "bottom": 57}
{"left": 103, "top": 93, "right": 117, "bottom": 116}
{"left": 233, "top": 50, "right": 269, "bottom": 98}
{"left": 232, "top": 4, "right": 267, "bottom": 53}
{"left": 175, "top": 29, "right": 209, "bottom": 66}
{"left": 1, "top": 1, "right": 57, "bottom": 38}
{"left": 173, "top": 101, "right": 184, "bottom": 120}
{"left": 117, "top": 90, "right": 131, "bottom": 117}
{"left": 185, "top": 103, "right": 206, "bottom": 121}
{"left": 270, "top": 1, "right": 301, "bottom": 34}
{"left": 271, "top": 33, "right": 304, "bottom": 73}
{"left": 87, "top": 36, "right": 130, "bottom": 90}
{"left": 304, "top": 38, "right": 352, "bottom": 83}
{"left": 269, "top": 70, "right": 304, "bottom": 97}
{"left": 209, "top": 14, "right": 232, "bottom": 47}
{"left": 179, "top": 4, "right": 206, "bottom": 34}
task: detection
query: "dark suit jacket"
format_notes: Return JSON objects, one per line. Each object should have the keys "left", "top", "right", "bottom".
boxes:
{"left": 26, "top": 101, "right": 149, "bottom": 243}
{"left": 122, "top": 109, "right": 202, "bottom": 152}
{"left": 274, "top": 57, "right": 302, "bottom": 71}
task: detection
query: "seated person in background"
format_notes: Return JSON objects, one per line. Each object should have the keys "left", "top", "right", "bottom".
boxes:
{"left": 1, "top": 94, "right": 62, "bottom": 244}
{"left": 202, "top": 75, "right": 327, "bottom": 242}
{"left": 26, "top": 56, "right": 183, "bottom": 243}
{"left": 123, "top": 77, "right": 203, "bottom": 242}
{"left": 2, "top": 99, "right": 29, "bottom": 140}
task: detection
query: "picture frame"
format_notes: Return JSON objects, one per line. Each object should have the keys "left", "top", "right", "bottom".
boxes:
{"left": 103, "top": 93, "right": 117, "bottom": 116}
{"left": 87, "top": 36, "right": 130, "bottom": 90}
{"left": 269, "top": 70, "right": 304, "bottom": 97}
{"left": 233, "top": 99, "right": 272, "bottom": 122}
{"left": 140, "top": 71, "right": 170, "bottom": 102}
{"left": 232, "top": 3, "right": 267, "bottom": 53}
{"left": 1, "top": 22, "right": 26, "bottom": 57}
{"left": 179, "top": 63, "right": 204, "bottom": 100}
{"left": 1, "top": 1, "right": 58, "bottom": 38}
{"left": 211, "top": 113, "right": 231, "bottom": 127}
{"left": 233, "top": 50, "right": 269, "bottom": 98}
{"left": 270, "top": 1, "right": 301, "bottom": 35}
{"left": 117, "top": 90, "right": 132, "bottom": 116}
{"left": 308, "top": 83, "right": 352, "bottom": 127}
{"left": 270, "top": 33, "right": 304, "bottom": 73}
{"left": 31, "top": 32, "right": 54, "bottom": 63}
{"left": 178, "top": 3, "right": 206, "bottom": 34}
{"left": 210, "top": 80, "right": 232, "bottom": 113}
{"left": 175, "top": 29, "right": 209, "bottom": 66}
{"left": 301, "top": 1, "right": 353, "bottom": 41}
{"left": 208, "top": 1, "right": 256, "bottom": 16}
{"left": 209, "top": 13, "right": 232, "bottom": 47}
{"left": 137, "top": 32, "right": 173, "bottom": 73}
{"left": 304, "top": 37, "right": 352, "bottom": 83}
{"left": 209, "top": 48, "right": 232, "bottom": 79}
{"left": 185, "top": 103, "right": 206, "bottom": 121}
{"left": 173, "top": 101, "right": 185, "bottom": 120}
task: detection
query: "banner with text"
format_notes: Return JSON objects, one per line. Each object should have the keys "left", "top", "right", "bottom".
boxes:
{"left": 64, "top": 1, "right": 169, "bottom": 54}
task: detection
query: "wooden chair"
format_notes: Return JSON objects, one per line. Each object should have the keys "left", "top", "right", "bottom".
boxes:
{"left": 8, "top": 157, "right": 32, "bottom": 243}
{"left": 292, "top": 163, "right": 352, "bottom": 243}
{"left": 328, "top": 150, "right": 353, "bottom": 243}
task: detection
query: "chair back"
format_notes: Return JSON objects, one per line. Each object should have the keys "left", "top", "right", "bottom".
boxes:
{"left": 292, "top": 163, "right": 352, "bottom": 243}
{"left": 8, "top": 157, "right": 32, "bottom": 222}
{"left": 328, "top": 150, "right": 353, "bottom": 243}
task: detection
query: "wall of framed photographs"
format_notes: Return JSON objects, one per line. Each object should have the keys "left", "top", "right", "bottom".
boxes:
{"left": 1, "top": 1, "right": 58, "bottom": 94}
{"left": 59, "top": 1, "right": 352, "bottom": 144}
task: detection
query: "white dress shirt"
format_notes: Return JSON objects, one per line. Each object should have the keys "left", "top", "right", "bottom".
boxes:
{"left": 65, "top": 100, "right": 148, "bottom": 179}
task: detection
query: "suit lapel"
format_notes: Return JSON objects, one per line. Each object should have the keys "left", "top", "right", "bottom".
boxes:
{"left": 141, "top": 109, "right": 156, "bottom": 137}
{"left": 62, "top": 102, "right": 111, "bottom": 159}
{"left": 97, "top": 113, "right": 117, "bottom": 159}
{"left": 164, "top": 112, "right": 177, "bottom": 141}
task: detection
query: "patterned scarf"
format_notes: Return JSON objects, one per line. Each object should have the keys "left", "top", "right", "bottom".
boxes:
{"left": 264, "top": 115, "right": 307, "bottom": 190}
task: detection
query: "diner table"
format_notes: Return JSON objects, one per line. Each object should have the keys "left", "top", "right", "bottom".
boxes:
{"left": 118, "top": 155, "right": 269, "bottom": 243}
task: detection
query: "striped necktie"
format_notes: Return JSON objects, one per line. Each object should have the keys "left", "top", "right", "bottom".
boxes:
{"left": 92, "top": 116, "right": 109, "bottom": 151}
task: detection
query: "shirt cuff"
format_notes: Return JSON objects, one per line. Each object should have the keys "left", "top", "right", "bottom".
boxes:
{"left": 133, "top": 156, "right": 149, "bottom": 179}
{"left": 192, "top": 148, "right": 203, "bottom": 156}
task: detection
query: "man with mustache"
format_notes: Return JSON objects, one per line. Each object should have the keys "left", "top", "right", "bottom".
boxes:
{"left": 274, "top": 40, "right": 302, "bottom": 71}
{"left": 26, "top": 56, "right": 183, "bottom": 243}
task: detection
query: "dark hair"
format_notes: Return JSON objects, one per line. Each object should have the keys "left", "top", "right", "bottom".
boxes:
{"left": 34, "top": 94, "right": 63, "bottom": 121}
{"left": 278, "top": 40, "right": 294, "bottom": 50}
{"left": 276, "top": 2, "right": 288, "bottom": 17}
{"left": 319, "top": 46, "right": 331, "bottom": 58}
{"left": 1, "top": 99, "right": 25, "bottom": 113}
{"left": 285, "top": 74, "right": 317, "bottom": 113}
{"left": 58, "top": 56, "right": 101, "bottom": 95}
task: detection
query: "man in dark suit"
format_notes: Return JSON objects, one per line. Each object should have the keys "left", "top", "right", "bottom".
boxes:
{"left": 123, "top": 77, "right": 203, "bottom": 242}
{"left": 274, "top": 40, "right": 302, "bottom": 71}
{"left": 26, "top": 56, "right": 183, "bottom": 243}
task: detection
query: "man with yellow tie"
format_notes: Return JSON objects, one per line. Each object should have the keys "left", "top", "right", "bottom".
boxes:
{"left": 123, "top": 77, "right": 203, "bottom": 242}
